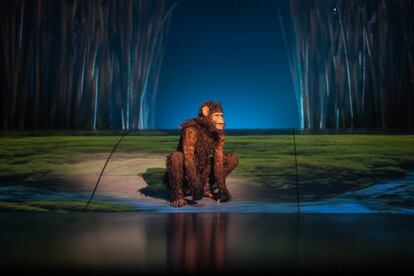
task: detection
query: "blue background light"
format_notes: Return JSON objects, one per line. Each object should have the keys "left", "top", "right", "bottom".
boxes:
{"left": 155, "top": 0, "right": 299, "bottom": 129}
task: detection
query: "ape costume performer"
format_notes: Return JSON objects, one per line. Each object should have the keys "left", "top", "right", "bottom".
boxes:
{"left": 165, "top": 101, "right": 239, "bottom": 207}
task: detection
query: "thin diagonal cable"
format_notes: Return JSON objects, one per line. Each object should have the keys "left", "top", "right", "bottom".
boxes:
{"left": 292, "top": 128, "right": 301, "bottom": 273}
{"left": 83, "top": 131, "right": 131, "bottom": 212}
{"left": 292, "top": 128, "right": 300, "bottom": 213}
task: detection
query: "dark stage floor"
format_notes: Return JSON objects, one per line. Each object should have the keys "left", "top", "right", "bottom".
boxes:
{"left": 1, "top": 213, "right": 413, "bottom": 274}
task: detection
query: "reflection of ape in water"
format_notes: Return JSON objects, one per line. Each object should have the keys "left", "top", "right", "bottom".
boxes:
{"left": 167, "top": 214, "right": 229, "bottom": 272}
{"left": 165, "top": 101, "right": 239, "bottom": 207}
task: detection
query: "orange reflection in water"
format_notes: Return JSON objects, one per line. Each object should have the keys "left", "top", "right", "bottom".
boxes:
{"left": 167, "top": 213, "right": 229, "bottom": 273}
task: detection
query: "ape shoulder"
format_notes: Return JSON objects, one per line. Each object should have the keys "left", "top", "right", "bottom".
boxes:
{"left": 180, "top": 118, "right": 200, "bottom": 130}
{"left": 180, "top": 119, "right": 204, "bottom": 137}
{"left": 179, "top": 119, "right": 200, "bottom": 146}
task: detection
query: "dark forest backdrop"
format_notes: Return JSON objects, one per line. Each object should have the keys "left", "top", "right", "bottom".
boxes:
{"left": 0, "top": 0, "right": 413, "bottom": 130}
{"left": 0, "top": 0, "right": 174, "bottom": 130}
{"left": 279, "top": 0, "right": 414, "bottom": 129}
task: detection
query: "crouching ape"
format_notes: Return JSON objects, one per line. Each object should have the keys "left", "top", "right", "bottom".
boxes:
{"left": 165, "top": 101, "right": 239, "bottom": 207}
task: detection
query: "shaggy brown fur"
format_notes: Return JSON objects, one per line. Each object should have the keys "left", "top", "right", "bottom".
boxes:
{"left": 165, "top": 101, "right": 239, "bottom": 207}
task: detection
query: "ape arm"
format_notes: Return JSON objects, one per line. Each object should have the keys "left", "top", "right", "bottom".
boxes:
{"left": 182, "top": 127, "right": 201, "bottom": 189}
{"left": 214, "top": 134, "right": 225, "bottom": 188}
{"left": 214, "top": 134, "right": 232, "bottom": 201}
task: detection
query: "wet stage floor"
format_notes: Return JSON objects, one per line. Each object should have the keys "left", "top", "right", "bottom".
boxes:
{"left": 1, "top": 213, "right": 413, "bottom": 274}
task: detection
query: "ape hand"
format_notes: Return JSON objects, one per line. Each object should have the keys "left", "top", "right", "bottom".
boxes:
{"left": 171, "top": 198, "right": 186, "bottom": 208}
{"left": 215, "top": 187, "right": 232, "bottom": 202}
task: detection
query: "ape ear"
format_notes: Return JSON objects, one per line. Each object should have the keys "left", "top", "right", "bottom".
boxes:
{"left": 201, "top": 105, "right": 209, "bottom": 117}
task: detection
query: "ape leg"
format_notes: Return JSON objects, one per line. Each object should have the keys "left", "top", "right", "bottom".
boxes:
{"left": 202, "top": 162, "right": 214, "bottom": 198}
{"left": 223, "top": 152, "right": 239, "bottom": 178}
{"left": 190, "top": 158, "right": 214, "bottom": 199}
{"left": 166, "top": 151, "right": 186, "bottom": 207}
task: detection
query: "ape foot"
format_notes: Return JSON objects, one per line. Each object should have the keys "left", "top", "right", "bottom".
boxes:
{"left": 171, "top": 198, "right": 187, "bottom": 208}
{"left": 215, "top": 187, "right": 232, "bottom": 202}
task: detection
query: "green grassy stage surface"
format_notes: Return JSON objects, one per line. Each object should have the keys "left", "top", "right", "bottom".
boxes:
{"left": 0, "top": 134, "right": 413, "bottom": 211}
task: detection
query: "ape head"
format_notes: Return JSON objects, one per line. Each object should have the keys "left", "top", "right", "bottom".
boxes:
{"left": 197, "top": 101, "right": 225, "bottom": 134}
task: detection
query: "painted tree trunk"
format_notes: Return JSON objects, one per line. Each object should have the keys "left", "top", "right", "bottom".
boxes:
{"left": 279, "top": 0, "right": 414, "bottom": 129}
{"left": 0, "top": 0, "right": 174, "bottom": 130}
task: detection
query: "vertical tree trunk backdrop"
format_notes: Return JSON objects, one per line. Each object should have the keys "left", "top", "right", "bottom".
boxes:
{"left": 1, "top": 0, "right": 413, "bottom": 130}
{"left": 279, "top": 0, "right": 414, "bottom": 129}
{"left": 0, "top": 0, "right": 175, "bottom": 130}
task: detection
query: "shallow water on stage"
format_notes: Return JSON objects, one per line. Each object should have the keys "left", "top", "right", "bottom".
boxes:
{"left": 1, "top": 213, "right": 413, "bottom": 274}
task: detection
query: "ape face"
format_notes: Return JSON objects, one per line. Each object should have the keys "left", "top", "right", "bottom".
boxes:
{"left": 200, "top": 104, "right": 225, "bottom": 133}
{"left": 211, "top": 112, "right": 224, "bottom": 130}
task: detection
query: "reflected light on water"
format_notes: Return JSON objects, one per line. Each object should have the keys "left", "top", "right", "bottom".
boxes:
{"left": 1, "top": 213, "right": 414, "bottom": 274}
{"left": 167, "top": 213, "right": 228, "bottom": 273}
